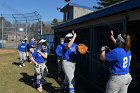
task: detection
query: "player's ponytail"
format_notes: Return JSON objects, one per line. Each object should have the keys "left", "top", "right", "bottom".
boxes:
{"left": 123, "top": 35, "right": 131, "bottom": 52}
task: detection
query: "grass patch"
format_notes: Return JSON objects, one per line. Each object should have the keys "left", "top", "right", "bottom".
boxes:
{"left": 0, "top": 49, "right": 60, "bottom": 93}
{"left": 0, "top": 49, "right": 86, "bottom": 93}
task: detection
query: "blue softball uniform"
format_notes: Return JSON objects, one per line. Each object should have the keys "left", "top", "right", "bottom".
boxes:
{"left": 32, "top": 49, "right": 49, "bottom": 63}
{"left": 18, "top": 43, "right": 27, "bottom": 52}
{"left": 106, "top": 48, "right": 132, "bottom": 75}
{"left": 63, "top": 43, "right": 77, "bottom": 62}
{"left": 25, "top": 42, "right": 29, "bottom": 51}
{"left": 29, "top": 41, "right": 35, "bottom": 48}
{"left": 36, "top": 45, "right": 41, "bottom": 50}
{"left": 56, "top": 44, "right": 63, "bottom": 57}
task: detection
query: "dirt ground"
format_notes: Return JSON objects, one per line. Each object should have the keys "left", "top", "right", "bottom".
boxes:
{"left": 0, "top": 49, "right": 17, "bottom": 54}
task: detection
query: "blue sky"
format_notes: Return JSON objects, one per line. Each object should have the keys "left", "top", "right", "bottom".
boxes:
{"left": 0, "top": 0, "right": 98, "bottom": 22}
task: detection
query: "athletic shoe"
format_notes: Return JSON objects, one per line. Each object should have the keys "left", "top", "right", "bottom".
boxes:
{"left": 37, "top": 84, "right": 43, "bottom": 92}
{"left": 37, "top": 87, "right": 43, "bottom": 92}
{"left": 19, "top": 65, "right": 23, "bottom": 67}
{"left": 22, "top": 63, "right": 25, "bottom": 67}
{"left": 29, "top": 61, "right": 32, "bottom": 63}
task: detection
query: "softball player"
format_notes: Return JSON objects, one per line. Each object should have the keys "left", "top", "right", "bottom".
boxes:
{"left": 55, "top": 38, "right": 65, "bottom": 81}
{"left": 18, "top": 40, "right": 28, "bottom": 67}
{"left": 36, "top": 39, "right": 46, "bottom": 50}
{"left": 29, "top": 38, "right": 36, "bottom": 53}
{"left": 31, "top": 42, "right": 48, "bottom": 92}
{"left": 100, "top": 31, "right": 132, "bottom": 93}
{"left": 32, "top": 38, "right": 47, "bottom": 84}
{"left": 62, "top": 30, "right": 77, "bottom": 93}
{"left": 29, "top": 38, "right": 36, "bottom": 63}
{"left": 24, "top": 38, "right": 30, "bottom": 62}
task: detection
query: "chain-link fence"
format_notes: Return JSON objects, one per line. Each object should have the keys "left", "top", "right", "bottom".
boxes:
{"left": 0, "top": 11, "right": 42, "bottom": 48}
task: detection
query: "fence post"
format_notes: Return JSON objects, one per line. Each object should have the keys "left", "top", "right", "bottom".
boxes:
{"left": 1, "top": 17, "right": 4, "bottom": 48}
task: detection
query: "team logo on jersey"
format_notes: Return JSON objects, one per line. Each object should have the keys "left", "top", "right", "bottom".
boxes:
{"left": 21, "top": 46, "right": 25, "bottom": 48}
{"left": 123, "top": 56, "right": 131, "bottom": 68}
{"left": 70, "top": 47, "right": 76, "bottom": 52}
{"left": 38, "top": 53, "right": 41, "bottom": 56}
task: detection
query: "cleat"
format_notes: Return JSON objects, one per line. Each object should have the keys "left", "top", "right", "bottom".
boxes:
{"left": 22, "top": 63, "right": 25, "bottom": 67}
{"left": 37, "top": 84, "right": 43, "bottom": 92}
{"left": 19, "top": 65, "right": 23, "bottom": 67}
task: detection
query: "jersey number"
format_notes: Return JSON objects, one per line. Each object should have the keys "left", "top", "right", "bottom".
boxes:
{"left": 123, "top": 56, "right": 131, "bottom": 68}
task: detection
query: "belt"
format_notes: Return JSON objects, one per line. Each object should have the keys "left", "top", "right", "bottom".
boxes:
{"left": 112, "top": 73, "right": 129, "bottom": 76}
{"left": 37, "top": 62, "right": 45, "bottom": 64}
{"left": 63, "top": 59, "right": 75, "bottom": 63}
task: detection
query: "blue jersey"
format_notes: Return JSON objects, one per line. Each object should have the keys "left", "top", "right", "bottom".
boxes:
{"left": 36, "top": 45, "right": 41, "bottom": 50}
{"left": 32, "top": 49, "right": 49, "bottom": 63}
{"left": 56, "top": 44, "right": 63, "bottom": 57}
{"left": 63, "top": 43, "right": 77, "bottom": 62}
{"left": 29, "top": 41, "right": 35, "bottom": 48}
{"left": 106, "top": 48, "right": 132, "bottom": 75}
{"left": 25, "top": 42, "right": 29, "bottom": 51}
{"left": 18, "top": 43, "right": 27, "bottom": 52}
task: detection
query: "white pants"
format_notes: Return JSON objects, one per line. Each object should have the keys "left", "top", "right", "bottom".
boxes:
{"left": 34, "top": 63, "right": 48, "bottom": 84}
{"left": 62, "top": 60, "right": 75, "bottom": 88}
{"left": 19, "top": 51, "right": 26, "bottom": 62}
{"left": 106, "top": 73, "right": 132, "bottom": 93}
{"left": 29, "top": 48, "right": 34, "bottom": 54}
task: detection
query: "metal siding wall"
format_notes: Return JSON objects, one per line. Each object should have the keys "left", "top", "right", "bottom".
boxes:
{"left": 74, "top": 7, "right": 92, "bottom": 19}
